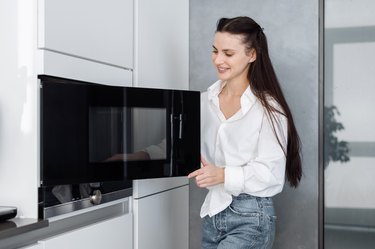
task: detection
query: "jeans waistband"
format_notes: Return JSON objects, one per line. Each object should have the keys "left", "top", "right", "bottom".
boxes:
{"left": 232, "top": 193, "right": 273, "bottom": 205}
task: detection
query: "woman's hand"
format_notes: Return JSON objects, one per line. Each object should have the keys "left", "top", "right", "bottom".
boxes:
{"left": 187, "top": 156, "right": 225, "bottom": 188}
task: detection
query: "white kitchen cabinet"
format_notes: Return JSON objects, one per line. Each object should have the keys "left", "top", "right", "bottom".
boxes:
{"left": 0, "top": 0, "right": 134, "bottom": 218}
{"left": 39, "top": 49, "right": 133, "bottom": 87}
{"left": 133, "top": 184, "right": 189, "bottom": 249}
{"left": 2, "top": 0, "right": 190, "bottom": 247}
{"left": 134, "top": 0, "right": 189, "bottom": 90}
{"left": 40, "top": 213, "right": 133, "bottom": 249}
{"left": 38, "top": 0, "right": 134, "bottom": 69}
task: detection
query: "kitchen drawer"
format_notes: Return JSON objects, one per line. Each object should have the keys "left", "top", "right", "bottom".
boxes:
{"left": 40, "top": 213, "right": 132, "bottom": 249}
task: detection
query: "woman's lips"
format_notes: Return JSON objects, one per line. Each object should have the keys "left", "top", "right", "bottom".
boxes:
{"left": 217, "top": 67, "right": 229, "bottom": 73}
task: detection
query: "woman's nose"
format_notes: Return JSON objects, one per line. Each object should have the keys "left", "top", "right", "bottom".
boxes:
{"left": 213, "top": 53, "right": 223, "bottom": 65}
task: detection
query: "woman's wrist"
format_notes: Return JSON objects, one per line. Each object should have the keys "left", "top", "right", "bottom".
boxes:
{"left": 220, "top": 167, "right": 225, "bottom": 184}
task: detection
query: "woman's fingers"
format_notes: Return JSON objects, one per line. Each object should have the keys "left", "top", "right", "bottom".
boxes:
{"left": 188, "top": 156, "right": 209, "bottom": 178}
{"left": 187, "top": 169, "right": 201, "bottom": 178}
{"left": 201, "top": 156, "right": 208, "bottom": 166}
{"left": 188, "top": 158, "right": 224, "bottom": 187}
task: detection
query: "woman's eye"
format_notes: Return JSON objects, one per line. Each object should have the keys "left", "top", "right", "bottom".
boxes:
{"left": 212, "top": 50, "right": 218, "bottom": 54}
{"left": 225, "top": 53, "right": 233, "bottom": 57}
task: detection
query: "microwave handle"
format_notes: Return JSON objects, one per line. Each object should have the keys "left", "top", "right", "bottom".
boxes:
{"left": 169, "top": 113, "right": 174, "bottom": 176}
{"left": 170, "top": 114, "right": 183, "bottom": 139}
{"left": 169, "top": 112, "right": 183, "bottom": 176}
{"left": 178, "top": 114, "right": 183, "bottom": 139}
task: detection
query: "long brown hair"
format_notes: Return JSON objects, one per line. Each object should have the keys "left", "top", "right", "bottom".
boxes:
{"left": 216, "top": 16, "right": 302, "bottom": 187}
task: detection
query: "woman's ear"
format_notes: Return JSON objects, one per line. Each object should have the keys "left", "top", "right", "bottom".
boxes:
{"left": 248, "top": 48, "right": 256, "bottom": 63}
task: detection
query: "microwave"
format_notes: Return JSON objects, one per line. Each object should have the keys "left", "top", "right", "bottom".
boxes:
{"left": 38, "top": 75, "right": 200, "bottom": 218}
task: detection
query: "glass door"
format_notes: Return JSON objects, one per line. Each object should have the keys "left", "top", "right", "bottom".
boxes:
{"left": 324, "top": 0, "right": 375, "bottom": 248}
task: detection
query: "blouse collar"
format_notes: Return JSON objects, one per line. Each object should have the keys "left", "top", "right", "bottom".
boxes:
{"left": 207, "top": 80, "right": 258, "bottom": 120}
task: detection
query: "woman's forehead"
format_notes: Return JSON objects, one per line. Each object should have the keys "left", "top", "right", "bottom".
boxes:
{"left": 213, "top": 32, "right": 246, "bottom": 50}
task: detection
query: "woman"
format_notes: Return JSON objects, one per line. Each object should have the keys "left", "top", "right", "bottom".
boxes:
{"left": 188, "top": 16, "right": 302, "bottom": 249}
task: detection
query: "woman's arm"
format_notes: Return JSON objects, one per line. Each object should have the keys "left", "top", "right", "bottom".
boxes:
{"left": 224, "top": 111, "right": 288, "bottom": 196}
{"left": 189, "top": 110, "right": 288, "bottom": 197}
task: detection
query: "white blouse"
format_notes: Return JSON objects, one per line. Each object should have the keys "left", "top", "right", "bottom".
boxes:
{"left": 200, "top": 80, "right": 288, "bottom": 218}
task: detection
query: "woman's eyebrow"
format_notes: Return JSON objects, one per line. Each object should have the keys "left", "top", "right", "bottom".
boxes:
{"left": 212, "top": 45, "right": 236, "bottom": 52}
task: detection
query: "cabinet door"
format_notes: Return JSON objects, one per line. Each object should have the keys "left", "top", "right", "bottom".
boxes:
{"left": 135, "top": 0, "right": 189, "bottom": 90}
{"left": 39, "top": 0, "right": 133, "bottom": 69}
{"left": 133, "top": 185, "right": 189, "bottom": 249}
{"left": 40, "top": 214, "right": 133, "bottom": 249}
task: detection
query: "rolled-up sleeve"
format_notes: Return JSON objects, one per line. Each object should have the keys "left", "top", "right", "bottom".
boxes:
{"left": 143, "top": 139, "right": 167, "bottom": 159}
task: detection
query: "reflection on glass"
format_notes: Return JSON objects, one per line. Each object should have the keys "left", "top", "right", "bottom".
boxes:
{"left": 89, "top": 107, "right": 167, "bottom": 162}
{"left": 52, "top": 184, "right": 92, "bottom": 204}
{"left": 50, "top": 107, "right": 167, "bottom": 204}
{"left": 324, "top": 0, "right": 375, "bottom": 248}
{"left": 323, "top": 105, "right": 350, "bottom": 169}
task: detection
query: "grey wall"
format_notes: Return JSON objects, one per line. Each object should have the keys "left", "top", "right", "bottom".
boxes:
{"left": 189, "top": 1, "right": 320, "bottom": 248}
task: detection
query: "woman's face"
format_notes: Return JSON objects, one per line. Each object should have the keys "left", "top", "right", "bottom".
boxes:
{"left": 212, "top": 32, "right": 255, "bottom": 83}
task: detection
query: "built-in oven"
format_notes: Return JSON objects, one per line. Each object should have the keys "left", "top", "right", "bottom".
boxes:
{"left": 38, "top": 75, "right": 200, "bottom": 218}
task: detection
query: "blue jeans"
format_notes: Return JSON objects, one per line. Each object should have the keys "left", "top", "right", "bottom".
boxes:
{"left": 201, "top": 194, "right": 276, "bottom": 249}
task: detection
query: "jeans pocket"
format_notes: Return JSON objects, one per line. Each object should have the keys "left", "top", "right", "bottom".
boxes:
{"left": 228, "top": 204, "right": 261, "bottom": 229}
{"left": 228, "top": 204, "right": 260, "bottom": 217}
{"left": 227, "top": 205, "right": 262, "bottom": 244}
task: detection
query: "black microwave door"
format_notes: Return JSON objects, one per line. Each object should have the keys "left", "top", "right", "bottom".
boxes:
{"left": 41, "top": 81, "right": 89, "bottom": 185}
{"left": 40, "top": 75, "right": 200, "bottom": 185}
{"left": 124, "top": 90, "right": 201, "bottom": 179}
{"left": 41, "top": 79, "right": 125, "bottom": 186}
{"left": 170, "top": 91, "right": 201, "bottom": 176}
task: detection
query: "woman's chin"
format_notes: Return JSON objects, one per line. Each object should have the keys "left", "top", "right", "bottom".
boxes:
{"left": 217, "top": 74, "right": 229, "bottom": 81}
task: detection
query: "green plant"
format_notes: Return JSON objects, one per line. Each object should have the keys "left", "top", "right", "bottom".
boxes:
{"left": 324, "top": 105, "right": 350, "bottom": 168}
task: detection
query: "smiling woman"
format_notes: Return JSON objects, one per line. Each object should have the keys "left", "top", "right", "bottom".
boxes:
{"left": 211, "top": 32, "right": 256, "bottom": 87}
{"left": 188, "top": 16, "right": 302, "bottom": 249}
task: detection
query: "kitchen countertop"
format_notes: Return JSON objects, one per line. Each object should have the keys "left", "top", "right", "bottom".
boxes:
{"left": 0, "top": 218, "right": 48, "bottom": 240}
